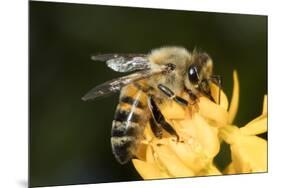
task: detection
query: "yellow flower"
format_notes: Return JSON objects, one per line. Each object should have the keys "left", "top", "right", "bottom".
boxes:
{"left": 132, "top": 71, "right": 267, "bottom": 179}
{"left": 221, "top": 95, "right": 268, "bottom": 174}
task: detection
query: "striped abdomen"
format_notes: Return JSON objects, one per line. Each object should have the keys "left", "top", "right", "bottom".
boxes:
{"left": 111, "top": 83, "right": 148, "bottom": 164}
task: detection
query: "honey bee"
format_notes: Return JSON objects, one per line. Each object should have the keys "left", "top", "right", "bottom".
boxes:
{"left": 82, "top": 46, "right": 221, "bottom": 164}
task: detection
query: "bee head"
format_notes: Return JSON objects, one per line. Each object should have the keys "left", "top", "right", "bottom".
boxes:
{"left": 184, "top": 52, "right": 213, "bottom": 95}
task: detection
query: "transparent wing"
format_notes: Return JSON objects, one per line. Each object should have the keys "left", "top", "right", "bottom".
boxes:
{"left": 82, "top": 65, "right": 168, "bottom": 101}
{"left": 91, "top": 53, "right": 149, "bottom": 72}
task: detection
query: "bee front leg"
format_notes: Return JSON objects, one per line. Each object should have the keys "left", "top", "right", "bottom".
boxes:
{"left": 198, "top": 79, "right": 217, "bottom": 103}
{"left": 157, "top": 84, "right": 188, "bottom": 106}
{"left": 210, "top": 75, "right": 222, "bottom": 105}
{"left": 186, "top": 89, "right": 198, "bottom": 104}
{"left": 148, "top": 96, "right": 180, "bottom": 141}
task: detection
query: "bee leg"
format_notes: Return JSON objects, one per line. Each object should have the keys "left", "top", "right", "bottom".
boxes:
{"left": 210, "top": 75, "right": 222, "bottom": 105}
{"left": 148, "top": 96, "right": 180, "bottom": 141}
{"left": 198, "top": 79, "right": 217, "bottom": 103}
{"left": 149, "top": 118, "right": 163, "bottom": 139}
{"left": 157, "top": 84, "right": 188, "bottom": 106}
{"left": 186, "top": 89, "right": 198, "bottom": 104}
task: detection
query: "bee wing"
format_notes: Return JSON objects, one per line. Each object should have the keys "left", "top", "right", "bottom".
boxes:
{"left": 82, "top": 65, "right": 166, "bottom": 101}
{"left": 91, "top": 53, "right": 149, "bottom": 72}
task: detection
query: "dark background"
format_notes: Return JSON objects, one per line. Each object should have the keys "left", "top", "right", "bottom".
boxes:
{"left": 29, "top": 1, "right": 267, "bottom": 187}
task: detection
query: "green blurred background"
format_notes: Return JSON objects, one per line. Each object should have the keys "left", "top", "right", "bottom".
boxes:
{"left": 29, "top": 1, "right": 267, "bottom": 187}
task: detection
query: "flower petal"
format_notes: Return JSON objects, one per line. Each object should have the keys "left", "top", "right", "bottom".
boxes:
{"left": 230, "top": 135, "right": 267, "bottom": 173}
{"left": 218, "top": 125, "right": 240, "bottom": 144}
{"left": 144, "top": 122, "right": 155, "bottom": 142}
{"left": 199, "top": 163, "right": 222, "bottom": 176}
{"left": 179, "top": 114, "right": 220, "bottom": 157}
{"left": 240, "top": 115, "right": 267, "bottom": 136}
{"left": 165, "top": 138, "right": 207, "bottom": 173}
{"left": 146, "top": 145, "right": 155, "bottom": 163}
{"left": 159, "top": 100, "right": 187, "bottom": 120}
{"left": 170, "top": 114, "right": 220, "bottom": 173}
{"left": 135, "top": 143, "right": 148, "bottom": 161}
{"left": 223, "top": 163, "right": 236, "bottom": 175}
{"left": 198, "top": 97, "right": 229, "bottom": 126}
{"left": 153, "top": 144, "right": 195, "bottom": 177}
{"left": 228, "top": 70, "right": 239, "bottom": 124}
{"left": 132, "top": 159, "right": 170, "bottom": 179}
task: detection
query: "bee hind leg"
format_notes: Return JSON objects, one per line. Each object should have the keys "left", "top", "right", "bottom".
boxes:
{"left": 149, "top": 118, "right": 163, "bottom": 139}
{"left": 148, "top": 96, "right": 180, "bottom": 141}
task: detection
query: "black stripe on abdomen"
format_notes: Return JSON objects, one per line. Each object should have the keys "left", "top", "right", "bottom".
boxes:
{"left": 120, "top": 96, "right": 144, "bottom": 108}
{"left": 114, "top": 110, "right": 140, "bottom": 123}
{"left": 111, "top": 120, "right": 139, "bottom": 137}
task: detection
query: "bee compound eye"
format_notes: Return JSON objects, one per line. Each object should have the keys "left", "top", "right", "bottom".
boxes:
{"left": 188, "top": 66, "right": 199, "bottom": 84}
